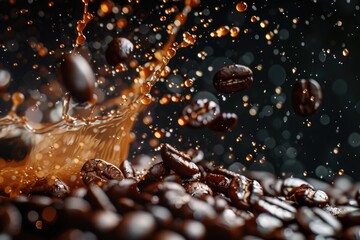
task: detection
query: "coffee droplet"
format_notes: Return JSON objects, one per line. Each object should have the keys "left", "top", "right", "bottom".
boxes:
{"left": 292, "top": 78, "right": 323, "bottom": 116}
{"left": 236, "top": 1, "right": 248, "bottom": 12}
{"left": 213, "top": 64, "right": 253, "bottom": 93}
{"left": 105, "top": 37, "right": 134, "bottom": 66}
{"left": 59, "top": 53, "right": 96, "bottom": 104}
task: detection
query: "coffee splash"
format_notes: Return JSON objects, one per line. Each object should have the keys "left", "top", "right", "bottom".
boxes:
{"left": 0, "top": 0, "right": 197, "bottom": 197}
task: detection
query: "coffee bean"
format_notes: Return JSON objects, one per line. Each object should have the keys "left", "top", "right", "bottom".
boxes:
{"left": 147, "top": 205, "right": 173, "bottom": 227}
{"left": 228, "top": 176, "right": 263, "bottom": 210}
{"left": 120, "top": 159, "right": 136, "bottom": 179}
{"left": 296, "top": 207, "right": 342, "bottom": 237}
{"left": 59, "top": 53, "right": 96, "bottom": 103}
{"left": 213, "top": 64, "right": 253, "bottom": 93}
{"left": 185, "top": 181, "right": 213, "bottom": 199}
{"left": 185, "top": 149, "right": 205, "bottom": 164}
{"left": 205, "top": 208, "right": 245, "bottom": 240}
{"left": 182, "top": 99, "right": 220, "bottom": 128}
{"left": 0, "top": 204, "right": 22, "bottom": 235}
{"left": 105, "top": 37, "right": 134, "bottom": 66}
{"left": 290, "top": 187, "right": 329, "bottom": 207}
{"left": 253, "top": 196, "right": 297, "bottom": 222}
{"left": 212, "top": 167, "right": 241, "bottom": 179}
{"left": 292, "top": 78, "right": 322, "bottom": 116}
{"left": 90, "top": 210, "right": 120, "bottom": 234}
{"left": 281, "top": 178, "right": 313, "bottom": 197}
{"left": 140, "top": 162, "right": 170, "bottom": 186}
{"left": 85, "top": 184, "right": 116, "bottom": 212}
{"left": 344, "top": 226, "right": 360, "bottom": 240}
{"left": 143, "top": 181, "right": 186, "bottom": 195}
{"left": 0, "top": 125, "right": 32, "bottom": 161}
{"left": 115, "top": 211, "right": 156, "bottom": 240}
{"left": 53, "top": 229, "right": 97, "bottom": 240}
{"left": 105, "top": 178, "right": 139, "bottom": 202}
{"left": 338, "top": 210, "right": 360, "bottom": 227}
{"left": 246, "top": 213, "right": 283, "bottom": 237}
{"left": 205, "top": 173, "right": 231, "bottom": 194}
{"left": 154, "top": 230, "right": 186, "bottom": 240}
{"left": 209, "top": 112, "right": 238, "bottom": 132}
{"left": 161, "top": 143, "right": 199, "bottom": 177}
{"left": 30, "top": 178, "right": 69, "bottom": 198}
{"left": 117, "top": 198, "right": 143, "bottom": 214}
{"left": 178, "top": 220, "right": 206, "bottom": 240}
{"left": 81, "top": 159, "right": 124, "bottom": 186}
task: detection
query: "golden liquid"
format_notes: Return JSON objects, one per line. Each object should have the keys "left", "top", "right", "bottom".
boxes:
{"left": 0, "top": 1, "right": 197, "bottom": 197}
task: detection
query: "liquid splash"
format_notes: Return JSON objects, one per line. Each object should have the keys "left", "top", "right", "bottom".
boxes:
{"left": 0, "top": 1, "right": 197, "bottom": 197}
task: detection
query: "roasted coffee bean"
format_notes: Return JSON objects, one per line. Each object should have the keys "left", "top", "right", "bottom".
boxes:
{"left": 81, "top": 159, "right": 124, "bottom": 186}
{"left": 160, "top": 189, "right": 216, "bottom": 220}
{"left": 246, "top": 213, "right": 283, "bottom": 237}
{"left": 0, "top": 125, "right": 32, "bottom": 161}
{"left": 177, "top": 219, "right": 206, "bottom": 240}
{"left": 182, "top": 98, "right": 220, "bottom": 128}
{"left": 105, "top": 37, "right": 134, "bottom": 66}
{"left": 182, "top": 172, "right": 202, "bottom": 183}
{"left": 115, "top": 211, "right": 156, "bottom": 240}
{"left": 205, "top": 173, "right": 231, "bottom": 194}
{"left": 292, "top": 78, "right": 323, "bottom": 116}
{"left": 212, "top": 167, "right": 241, "bottom": 179}
{"left": 209, "top": 112, "right": 238, "bottom": 132}
{"left": 30, "top": 178, "right": 69, "bottom": 198}
{"left": 161, "top": 143, "right": 199, "bottom": 177}
{"left": 147, "top": 205, "right": 173, "bottom": 227}
{"left": 186, "top": 149, "right": 205, "bottom": 164}
{"left": 115, "top": 197, "right": 143, "bottom": 214}
{"left": 90, "top": 210, "right": 120, "bottom": 234}
{"left": 105, "top": 178, "right": 140, "bottom": 205}
{"left": 296, "top": 207, "right": 342, "bottom": 237}
{"left": 154, "top": 230, "right": 186, "bottom": 240}
{"left": 253, "top": 196, "right": 297, "bottom": 222}
{"left": 185, "top": 181, "right": 213, "bottom": 199}
{"left": 338, "top": 210, "right": 360, "bottom": 227}
{"left": 281, "top": 178, "right": 313, "bottom": 197}
{"left": 120, "top": 159, "right": 136, "bottom": 179}
{"left": 289, "top": 187, "right": 329, "bottom": 207}
{"left": 140, "top": 162, "right": 170, "bottom": 185}
{"left": 85, "top": 184, "right": 116, "bottom": 212}
{"left": 0, "top": 204, "right": 22, "bottom": 235}
{"left": 344, "top": 226, "right": 360, "bottom": 240}
{"left": 213, "top": 64, "right": 253, "bottom": 93}
{"left": 205, "top": 208, "right": 245, "bottom": 240}
{"left": 228, "top": 176, "right": 263, "bottom": 210}
{"left": 53, "top": 229, "right": 98, "bottom": 240}
{"left": 143, "top": 181, "right": 185, "bottom": 195}
{"left": 163, "top": 173, "right": 183, "bottom": 184}
{"left": 59, "top": 53, "right": 96, "bottom": 103}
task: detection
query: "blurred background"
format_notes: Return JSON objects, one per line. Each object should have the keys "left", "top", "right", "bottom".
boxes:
{"left": 0, "top": 0, "right": 359, "bottom": 181}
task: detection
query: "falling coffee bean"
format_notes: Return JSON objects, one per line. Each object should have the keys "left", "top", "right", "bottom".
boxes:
{"left": 182, "top": 98, "right": 220, "bottom": 128}
{"left": 213, "top": 64, "right": 253, "bottom": 93}
{"left": 292, "top": 78, "right": 323, "bottom": 116}
{"left": 105, "top": 37, "right": 134, "bottom": 66}
{"left": 0, "top": 125, "right": 32, "bottom": 161}
{"left": 59, "top": 53, "right": 96, "bottom": 103}
{"left": 208, "top": 112, "right": 238, "bottom": 132}
{"left": 81, "top": 159, "right": 124, "bottom": 186}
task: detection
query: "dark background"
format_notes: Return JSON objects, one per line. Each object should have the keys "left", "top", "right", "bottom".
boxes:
{"left": 0, "top": 0, "right": 359, "bottom": 181}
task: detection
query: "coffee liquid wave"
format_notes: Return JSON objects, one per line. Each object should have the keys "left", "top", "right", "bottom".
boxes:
{"left": 0, "top": 1, "right": 197, "bottom": 197}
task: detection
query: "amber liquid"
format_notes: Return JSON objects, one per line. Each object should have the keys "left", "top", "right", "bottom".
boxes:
{"left": 0, "top": 1, "right": 197, "bottom": 197}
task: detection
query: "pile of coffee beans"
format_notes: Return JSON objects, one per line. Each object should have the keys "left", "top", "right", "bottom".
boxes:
{"left": 1, "top": 143, "right": 360, "bottom": 239}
